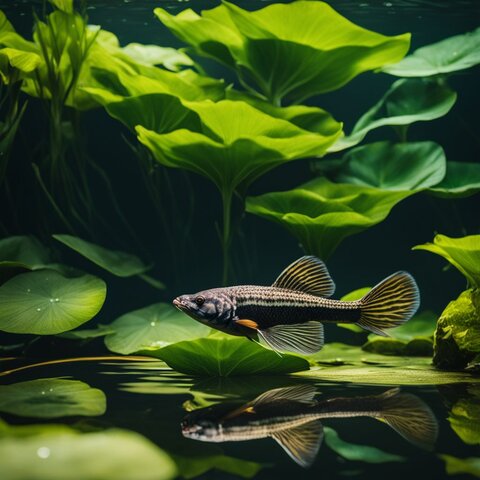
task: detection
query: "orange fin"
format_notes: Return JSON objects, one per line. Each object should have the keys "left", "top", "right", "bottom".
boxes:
{"left": 236, "top": 319, "right": 259, "bottom": 330}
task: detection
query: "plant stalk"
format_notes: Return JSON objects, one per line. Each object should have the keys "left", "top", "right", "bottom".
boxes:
{"left": 221, "top": 188, "right": 233, "bottom": 285}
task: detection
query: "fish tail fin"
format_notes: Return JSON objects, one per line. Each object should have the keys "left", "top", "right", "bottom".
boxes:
{"left": 356, "top": 271, "right": 420, "bottom": 336}
{"left": 376, "top": 388, "right": 438, "bottom": 450}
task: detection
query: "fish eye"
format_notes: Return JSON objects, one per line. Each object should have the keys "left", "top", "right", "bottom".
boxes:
{"left": 195, "top": 296, "right": 205, "bottom": 306}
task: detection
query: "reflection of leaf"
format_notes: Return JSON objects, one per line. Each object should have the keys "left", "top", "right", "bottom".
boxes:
{"left": 318, "top": 141, "right": 446, "bottom": 190}
{"left": 413, "top": 234, "right": 480, "bottom": 288}
{"left": 151, "top": 337, "right": 310, "bottom": 376}
{"left": 104, "top": 303, "right": 210, "bottom": 355}
{"left": 53, "top": 234, "right": 149, "bottom": 277}
{"left": 330, "top": 78, "right": 456, "bottom": 152}
{"left": 0, "top": 269, "right": 106, "bottom": 334}
{"left": 0, "top": 378, "right": 106, "bottom": 418}
{"left": 0, "top": 426, "right": 177, "bottom": 480}
{"left": 246, "top": 177, "right": 412, "bottom": 259}
{"left": 448, "top": 386, "right": 480, "bottom": 445}
{"left": 383, "top": 27, "right": 480, "bottom": 77}
{"left": 429, "top": 161, "right": 480, "bottom": 198}
{"left": 439, "top": 454, "right": 480, "bottom": 478}
{"left": 324, "top": 427, "right": 406, "bottom": 463}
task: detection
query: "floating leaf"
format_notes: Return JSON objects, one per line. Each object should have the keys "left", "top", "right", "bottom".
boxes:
{"left": 330, "top": 78, "right": 456, "bottom": 151}
{"left": 156, "top": 1, "right": 410, "bottom": 104}
{"left": 122, "top": 43, "right": 193, "bottom": 71}
{"left": 53, "top": 234, "right": 149, "bottom": 277}
{"left": 383, "top": 27, "right": 480, "bottom": 77}
{"left": 324, "top": 427, "right": 406, "bottom": 463}
{"left": 246, "top": 177, "right": 412, "bottom": 259}
{"left": 429, "top": 161, "right": 480, "bottom": 198}
{"left": 0, "top": 378, "right": 106, "bottom": 418}
{"left": 413, "top": 234, "right": 480, "bottom": 288}
{"left": 0, "top": 426, "right": 177, "bottom": 480}
{"left": 318, "top": 141, "right": 446, "bottom": 190}
{"left": 439, "top": 455, "right": 480, "bottom": 478}
{"left": 151, "top": 336, "right": 310, "bottom": 376}
{"left": 0, "top": 269, "right": 106, "bottom": 334}
{"left": 104, "top": 303, "right": 210, "bottom": 355}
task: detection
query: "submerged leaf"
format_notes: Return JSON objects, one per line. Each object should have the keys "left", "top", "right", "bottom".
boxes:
{"left": 53, "top": 234, "right": 150, "bottom": 277}
{"left": 383, "top": 27, "right": 480, "bottom": 77}
{"left": 439, "top": 455, "right": 480, "bottom": 478}
{"left": 104, "top": 303, "right": 210, "bottom": 355}
{"left": 0, "top": 269, "right": 106, "bottom": 334}
{"left": 151, "top": 336, "right": 310, "bottom": 376}
{"left": 0, "top": 235, "right": 52, "bottom": 269}
{"left": 428, "top": 161, "right": 480, "bottom": 198}
{"left": 246, "top": 177, "right": 412, "bottom": 259}
{"left": 0, "top": 378, "right": 106, "bottom": 418}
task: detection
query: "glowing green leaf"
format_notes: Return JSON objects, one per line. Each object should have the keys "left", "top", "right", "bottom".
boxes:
{"left": 121, "top": 43, "right": 193, "bottom": 71}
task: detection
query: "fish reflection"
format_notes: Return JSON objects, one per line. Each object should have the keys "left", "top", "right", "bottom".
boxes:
{"left": 181, "top": 385, "right": 438, "bottom": 467}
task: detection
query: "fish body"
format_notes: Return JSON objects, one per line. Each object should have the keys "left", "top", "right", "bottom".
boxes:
{"left": 174, "top": 256, "right": 420, "bottom": 354}
{"left": 181, "top": 385, "right": 438, "bottom": 467}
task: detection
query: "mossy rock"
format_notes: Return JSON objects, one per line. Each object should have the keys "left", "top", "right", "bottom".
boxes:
{"left": 433, "top": 288, "right": 480, "bottom": 370}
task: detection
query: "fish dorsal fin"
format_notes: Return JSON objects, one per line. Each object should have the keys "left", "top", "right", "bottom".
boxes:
{"left": 271, "top": 420, "right": 324, "bottom": 467}
{"left": 376, "top": 389, "right": 439, "bottom": 450}
{"left": 258, "top": 321, "right": 324, "bottom": 355}
{"left": 272, "top": 256, "right": 335, "bottom": 297}
{"left": 252, "top": 385, "right": 318, "bottom": 407}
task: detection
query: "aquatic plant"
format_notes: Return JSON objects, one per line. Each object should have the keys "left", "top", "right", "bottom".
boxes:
{"left": 413, "top": 234, "right": 480, "bottom": 370}
{"left": 447, "top": 386, "right": 480, "bottom": 445}
{"left": 439, "top": 455, "right": 480, "bottom": 479}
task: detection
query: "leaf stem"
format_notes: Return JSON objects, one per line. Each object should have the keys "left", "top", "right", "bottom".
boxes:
{"left": 221, "top": 188, "right": 233, "bottom": 285}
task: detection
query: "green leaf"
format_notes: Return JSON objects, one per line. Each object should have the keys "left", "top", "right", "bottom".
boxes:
{"left": 331, "top": 78, "right": 457, "bottom": 151}
{"left": 0, "top": 426, "right": 177, "bottom": 480}
{"left": 413, "top": 234, "right": 480, "bottom": 288}
{"left": 448, "top": 386, "right": 480, "bottom": 445}
{"left": 428, "top": 161, "right": 480, "bottom": 198}
{"left": 0, "top": 269, "right": 106, "bottom": 334}
{"left": 151, "top": 336, "right": 310, "bottom": 376}
{"left": 318, "top": 141, "right": 446, "bottom": 190}
{"left": 439, "top": 455, "right": 480, "bottom": 478}
{"left": 156, "top": 2, "right": 410, "bottom": 104}
{"left": 0, "top": 378, "right": 106, "bottom": 418}
{"left": 384, "top": 27, "right": 480, "bottom": 77}
{"left": 53, "top": 234, "right": 150, "bottom": 277}
{"left": 0, "top": 235, "right": 52, "bottom": 269}
{"left": 324, "top": 427, "right": 406, "bottom": 463}
{"left": 103, "top": 303, "right": 210, "bottom": 355}
{"left": 137, "top": 100, "right": 341, "bottom": 194}
{"left": 0, "top": 47, "right": 41, "bottom": 73}
{"left": 246, "top": 177, "right": 412, "bottom": 259}
{"left": 122, "top": 43, "right": 193, "bottom": 71}
{"left": 0, "top": 10, "right": 15, "bottom": 33}
{"left": 49, "top": 0, "right": 74, "bottom": 14}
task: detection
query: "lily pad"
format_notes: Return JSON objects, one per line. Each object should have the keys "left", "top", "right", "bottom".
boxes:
{"left": 151, "top": 336, "right": 310, "bottom": 376}
{"left": 156, "top": 1, "right": 410, "bottom": 104}
{"left": 53, "top": 234, "right": 149, "bottom": 278}
{"left": 383, "top": 27, "right": 480, "bottom": 77}
{"left": 429, "top": 161, "right": 480, "bottom": 198}
{"left": 330, "top": 78, "right": 456, "bottom": 151}
{"left": 104, "top": 303, "right": 210, "bottom": 355}
{"left": 439, "top": 455, "right": 480, "bottom": 478}
{"left": 246, "top": 177, "right": 412, "bottom": 259}
{"left": 318, "top": 141, "right": 446, "bottom": 190}
{"left": 0, "top": 269, "right": 106, "bottom": 335}
{"left": 0, "top": 378, "right": 106, "bottom": 418}
{"left": 324, "top": 427, "right": 406, "bottom": 463}
{"left": 413, "top": 234, "right": 480, "bottom": 288}
{"left": 0, "top": 426, "right": 177, "bottom": 480}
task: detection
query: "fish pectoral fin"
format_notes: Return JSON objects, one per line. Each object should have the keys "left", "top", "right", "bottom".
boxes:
{"left": 270, "top": 420, "right": 324, "bottom": 468}
{"left": 258, "top": 321, "right": 324, "bottom": 355}
{"left": 272, "top": 255, "right": 335, "bottom": 297}
{"left": 235, "top": 319, "right": 259, "bottom": 330}
{"left": 252, "top": 385, "right": 318, "bottom": 407}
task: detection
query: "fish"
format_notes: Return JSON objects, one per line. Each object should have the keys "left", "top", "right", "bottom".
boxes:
{"left": 173, "top": 255, "right": 420, "bottom": 355}
{"left": 181, "top": 385, "right": 439, "bottom": 468}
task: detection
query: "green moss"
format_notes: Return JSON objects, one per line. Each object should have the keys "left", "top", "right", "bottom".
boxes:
{"left": 433, "top": 288, "right": 480, "bottom": 370}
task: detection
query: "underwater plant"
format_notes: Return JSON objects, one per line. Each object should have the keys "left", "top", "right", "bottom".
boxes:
{"left": 413, "top": 234, "right": 480, "bottom": 371}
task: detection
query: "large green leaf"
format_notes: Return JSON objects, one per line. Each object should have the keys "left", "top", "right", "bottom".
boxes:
{"left": 121, "top": 43, "right": 193, "bottom": 71}
{"left": 439, "top": 455, "right": 480, "bottom": 478}
{"left": 0, "top": 426, "right": 177, "bottom": 480}
{"left": 0, "top": 378, "right": 106, "bottom": 418}
{"left": 53, "top": 234, "right": 149, "bottom": 277}
{"left": 246, "top": 177, "right": 412, "bottom": 259}
{"left": 324, "top": 427, "right": 406, "bottom": 463}
{"left": 318, "top": 141, "right": 446, "bottom": 190}
{"left": 0, "top": 269, "right": 106, "bottom": 334}
{"left": 151, "top": 336, "right": 310, "bottom": 376}
{"left": 103, "top": 303, "right": 210, "bottom": 355}
{"left": 428, "top": 161, "right": 480, "bottom": 198}
{"left": 137, "top": 100, "right": 341, "bottom": 194}
{"left": 413, "top": 234, "right": 480, "bottom": 288}
{"left": 156, "top": 1, "right": 410, "bottom": 104}
{"left": 0, "top": 235, "right": 52, "bottom": 269}
{"left": 384, "top": 27, "right": 480, "bottom": 77}
{"left": 330, "top": 78, "right": 457, "bottom": 151}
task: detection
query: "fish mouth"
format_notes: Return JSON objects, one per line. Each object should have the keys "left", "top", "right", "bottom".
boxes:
{"left": 173, "top": 297, "right": 188, "bottom": 312}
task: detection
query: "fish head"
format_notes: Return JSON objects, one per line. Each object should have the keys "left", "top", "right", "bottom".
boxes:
{"left": 173, "top": 288, "right": 234, "bottom": 327}
{"left": 181, "top": 409, "right": 223, "bottom": 441}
